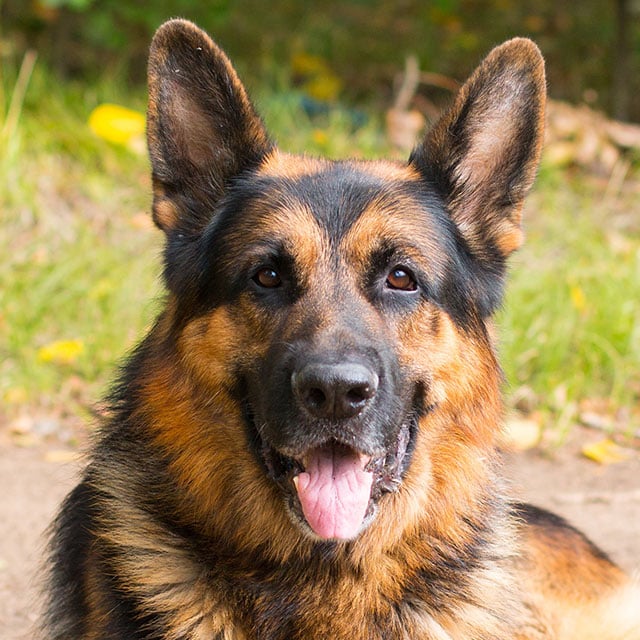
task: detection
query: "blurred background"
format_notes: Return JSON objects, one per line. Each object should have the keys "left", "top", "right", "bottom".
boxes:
{"left": 1, "top": 1, "right": 639, "bottom": 451}
{"left": 3, "top": 0, "right": 640, "bottom": 120}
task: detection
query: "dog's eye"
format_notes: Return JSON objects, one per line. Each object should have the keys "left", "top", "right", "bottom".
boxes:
{"left": 386, "top": 267, "right": 417, "bottom": 292}
{"left": 253, "top": 267, "right": 282, "bottom": 288}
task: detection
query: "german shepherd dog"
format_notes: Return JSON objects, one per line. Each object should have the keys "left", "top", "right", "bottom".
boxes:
{"left": 45, "top": 20, "right": 639, "bottom": 640}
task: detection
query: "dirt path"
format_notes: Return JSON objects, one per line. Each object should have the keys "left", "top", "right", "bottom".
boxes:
{"left": 1, "top": 437, "right": 639, "bottom": 639}
{"left": 505, "top": 447, "right": 640, "bottom": 571}
{"left": 1, "top": 446, "right": 80, "bottom": 640}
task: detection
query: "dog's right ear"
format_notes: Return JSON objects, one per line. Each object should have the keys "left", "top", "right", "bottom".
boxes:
{"left": 147, "top": 20, "right": 273, "bottom": 235}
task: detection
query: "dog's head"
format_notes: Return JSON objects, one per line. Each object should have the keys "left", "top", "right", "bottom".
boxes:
{"left": 146, "top": 20, "right": 545, "bottom": 541}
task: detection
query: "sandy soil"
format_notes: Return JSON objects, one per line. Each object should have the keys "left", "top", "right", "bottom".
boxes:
{"left": 1, "top": 435, "right": 638, "bottom": 639}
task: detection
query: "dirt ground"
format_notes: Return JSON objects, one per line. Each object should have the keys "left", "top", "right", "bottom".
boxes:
{"left": 1, "top": 431, "right": 639, "bottom": 640}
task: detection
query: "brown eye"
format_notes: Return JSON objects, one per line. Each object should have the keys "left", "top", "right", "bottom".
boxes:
{"left": 386, "top": 267, "right": 417, "bottom": 291}
{"left": 254, "top": 267, "right": 281, "bottom": 288}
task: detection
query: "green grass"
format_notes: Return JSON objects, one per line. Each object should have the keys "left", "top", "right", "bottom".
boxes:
{"left": 1, "top": 64, "right": 639, "bottom": 438}
{"left": 499, "top": 168, "right": 640, "bottom": 430}
{"left": 1, "top": 65, "right": 159, "bottom": 416}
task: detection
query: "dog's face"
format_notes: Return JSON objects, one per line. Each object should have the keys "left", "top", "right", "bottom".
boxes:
{"left": 146, "top": 21, "right": 546, "bottom": 541}
{"left": 200, "top": 161, "right": 454, "bottom": 540}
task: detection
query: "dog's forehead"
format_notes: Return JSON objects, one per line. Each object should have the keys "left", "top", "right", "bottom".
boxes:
{"left": 228, "top": 152, "right": 449, "bottom": 258}
{"left": 259, "top": 151, "right": 416, "bottom": 182}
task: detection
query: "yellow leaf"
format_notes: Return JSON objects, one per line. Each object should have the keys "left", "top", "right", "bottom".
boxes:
{"left": 88, "top": 103, "right": 146, "bottom": 148}
{"left": 581, "top": 439, "right": 630, "bottom": 465}
{"left": 570, "top": 285, "right": 586, "bottom": 312}
{"left": 38, "top": 339, "right": 84, "bottom": 365}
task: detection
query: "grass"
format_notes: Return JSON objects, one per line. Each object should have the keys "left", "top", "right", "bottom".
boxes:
{"left": 1, "top": 64, "right": 159, "bottom": 420}
{"left": 1, "top": 62, "right": 639, "bottom": 440}
{"left": 499, "top": 168, "right": 640, "bottom": 431}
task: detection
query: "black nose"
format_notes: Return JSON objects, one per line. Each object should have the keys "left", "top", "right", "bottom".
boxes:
{"left": 292, "top": 362, "right": 379, "bottom": 420}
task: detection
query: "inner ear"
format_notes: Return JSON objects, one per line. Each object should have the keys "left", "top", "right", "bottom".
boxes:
{"left": 410, "top": 38, "right": 546, "bottom": 261}
{"left": 161, "top": 83, "right": 220, "bottom": 170}
{"left": 147, "top": 19, "right": 274, "bottom": 234}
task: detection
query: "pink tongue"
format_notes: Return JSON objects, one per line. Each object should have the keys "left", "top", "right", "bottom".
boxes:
{"left": 294, "top": 444, "right": 373, "bottom": 540}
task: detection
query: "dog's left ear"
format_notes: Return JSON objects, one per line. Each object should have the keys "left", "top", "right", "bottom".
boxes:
{"left": 410, "top": 38, "right": 546, "bottom": 261}
{"left": 147, "top": 20, "right": 273, "bottom": 235}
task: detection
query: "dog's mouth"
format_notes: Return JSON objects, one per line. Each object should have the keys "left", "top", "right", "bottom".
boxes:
{"left": 253, "top": 417, "right": 416, "bottom": 541}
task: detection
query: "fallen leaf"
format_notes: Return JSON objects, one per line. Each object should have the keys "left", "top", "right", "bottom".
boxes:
{"left": 88, "top": 103, "right": 146, "bottom": 150}
{"left": 38, "top": 339, "right": 84, "bottom": 365}
{"left": 581, "top": 439, "right": 631, "bottom": 465}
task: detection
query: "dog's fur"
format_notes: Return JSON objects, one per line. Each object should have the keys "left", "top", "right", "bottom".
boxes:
{"left": 45, "top": 20, "right": 640, "bottom": 639}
